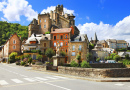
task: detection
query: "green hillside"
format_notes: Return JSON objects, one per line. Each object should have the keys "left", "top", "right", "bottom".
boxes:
{"left": 0, "top": 21, "right": 28, "bottom": 46}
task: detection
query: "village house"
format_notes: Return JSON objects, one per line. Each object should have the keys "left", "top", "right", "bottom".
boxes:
{"left": 0, "top": 33, "right": 21, "bottom": 62}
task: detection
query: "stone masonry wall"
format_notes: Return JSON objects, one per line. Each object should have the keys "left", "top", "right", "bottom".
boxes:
{"left": 32, "top": 65, "right": 47, "bottom": 71}
{"left": 58, "top": 66, "right": 130, "bottom": 77}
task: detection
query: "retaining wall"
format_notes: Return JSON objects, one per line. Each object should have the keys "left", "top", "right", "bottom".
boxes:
{"left": 58, "top": 66, "right": 130, "bottom": 77}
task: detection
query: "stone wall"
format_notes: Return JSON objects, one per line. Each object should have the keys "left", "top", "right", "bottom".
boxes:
{"left": 89, "top": 63, "right": 123, "bottom": 68}
{"left": 58, "top": 66, "right": 130, "bottom": 77}
{"left": 32, "top": 65, "right": 47, "bottom": 71}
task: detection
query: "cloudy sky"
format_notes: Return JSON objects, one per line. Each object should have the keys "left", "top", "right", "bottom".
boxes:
{"left": 0, "top": 0, "right": 130, "bottom": 43}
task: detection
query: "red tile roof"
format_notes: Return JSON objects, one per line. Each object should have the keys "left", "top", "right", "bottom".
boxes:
{"left": 51, "top": 28, "right": 72, "bottom": 33}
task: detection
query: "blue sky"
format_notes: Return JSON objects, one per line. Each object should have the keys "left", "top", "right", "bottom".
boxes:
{"left": 0, "top": 0, "right": 130, "bottom": 43}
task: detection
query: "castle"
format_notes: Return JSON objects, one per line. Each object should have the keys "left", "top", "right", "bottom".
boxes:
{"left": 28, "top": 4, "right": 79, "bottom": 37}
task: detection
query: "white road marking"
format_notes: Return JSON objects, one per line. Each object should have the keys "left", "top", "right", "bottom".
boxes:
{"left": 0, "top": 80, "right": 9, "bottom": 85}
{"left": 35, "top": 77, "right": 48, "bottom": 81}
{"left": 19, "top": 74, "right": 28, "bottom": 77}
{"left": 44, "top": 82, "right": 71, "bottom": 90}
{"left": 115, "top": 83, "right": 124, "bottom": 86}
{"left": 23, "top": 78, "right": 36, "bottom": 82}
{"left": 53, "top": 76, "right": 68, "bottom": 79}
{"left": 45, "top": 77, "right": 58, "bottom": 80}
{"left": 11, "top": 79, "right": 23, "bottom": 83}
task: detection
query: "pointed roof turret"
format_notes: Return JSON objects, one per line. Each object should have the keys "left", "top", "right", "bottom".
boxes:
{"left": 94, "top": 32, "right": 98, "bottom": 41}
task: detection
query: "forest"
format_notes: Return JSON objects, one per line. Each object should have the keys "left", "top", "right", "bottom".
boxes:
{"left": 0, "top": 21, "right": 28, "bottom": 46}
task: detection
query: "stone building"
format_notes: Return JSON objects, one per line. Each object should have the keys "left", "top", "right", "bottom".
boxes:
{"left": 0, "top": 33, "right": 21, "bottom": 62}
{"left": 28, "top": 4, "right": 79, "bottom": 37}
{"left": 68, "top": 34, "right": 89, "bottom": 63}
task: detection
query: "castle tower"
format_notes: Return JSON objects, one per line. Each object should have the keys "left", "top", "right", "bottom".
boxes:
{"left": 55, "top": 4, "right": 63, "bottom": 15}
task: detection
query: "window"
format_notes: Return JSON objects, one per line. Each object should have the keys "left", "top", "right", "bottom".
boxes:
{"left": 39, "top": 25, "right": 41, "bottom": 28}
{"left": 66, "top": 35, "right": 67, "bottom": 38}
{"left": 44, "top": 25, "right": 46, "bottom": 28}
{"left": 54, "top": 43, "right": 56, "bottom": 47}
{"left": 66, "top": 42, "right": 67, "bottom": 46}
{"left": 44, "top": 19, "right": 46, "bottom": 22}
{"left": 33, "top": 55, "right": 36, "bottom": 60}
{"left": 79, "top": 45, "right": 82, "bottom": 50}
{"left": 40, "top": 19, "right": 41, "bottom": 23}
{"left": 60, "top": 42, "right": 63, "bottom": 46}
{"left": 72, "top": 52, "right": 75, "bottom": 56}
{"left": 13, "top": 40, "right": 16, "bottom": 44}
{"left": 54, "top": 36, "right": 56, "bottom": 40}
{"left": 60, "top": 35, "right": 63, "bottom": 39}
{"left": 13, "top": 46, "right": 16, "bottom": 49}
{"left": 66, "top": 49, "right": 67, "bottom": 53}
{"left": 44, "top": 43, "right": 46, "bottom": 47}
{"left": 72, "top": 45, "right": 75, "bottom": 51}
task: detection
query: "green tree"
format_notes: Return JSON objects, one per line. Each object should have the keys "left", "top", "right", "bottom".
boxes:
{"left": 110, "top": 53, "right": 116, "bottom": 59}
{"left": 125, "top": 54, "right": 129, "bottom": 60}
{"left": 96, "top": 57, "right": 100, "bottom": 62}
{"left": 104, "top": 57, "right": 107, "bottom": 60}
{"left": 76, "top": 54, "right": 81, "bottom": 64}
{"left": 45, "top": 31, "right": 50, "bottom": 34}
{"left": 36, "top": 54, "right": 43, "bottom": 61}
{"left": 9, "top": 52, "right": 18, "bottom": 63}
{"left": 70, "top": 60, "right": 79, "bottom": 67}
{"left": 80, "top": 60, "right": 91, "bottom": 68}
{"left": 86, "top": 53, "right": 92, "bottom": 61}
{"left": 45, "top": 48, "right": 55, "bottom": 61}
{"left": 89, "top": 43, "right": 94, "bottom": 50}
{"left": 28, "top": 57, "right": 32, "bottom": 64}
{"left": 60, "top": 51, "right": 66, "bottom": 56}
{"left": 113, "top": 55, "right": 120, "bottom": 62}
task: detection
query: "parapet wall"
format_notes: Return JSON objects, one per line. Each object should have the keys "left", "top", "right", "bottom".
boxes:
{"left": 58, "top": 66, "right": 130, "bottom": 77}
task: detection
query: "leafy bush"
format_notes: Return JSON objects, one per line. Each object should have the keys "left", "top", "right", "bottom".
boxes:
{"left": 45, "top": 31, "right": 50, "bottom": 34}
{"left": 125, "top": 54, "right": 129, "bottom": 59}
{"left": 28, "top": 57, "right": 32, "bottom": 64}
{"left": 80, "top": 61, "right": 91, "bottom": 68}
{"left": 70, "top": 60, "right": 79, "bottom": 67}
{"left": 60, "top": 51, "right": 66, "bottom": 56}
{"left": 96, "top": 57, "right": 100, "bottom": 62}
{"left": 16, "top": 62, "right": 20, "bottom": 65}
{"left": 20, "top": 61, "right": 26, "bottom": 66}
{"left": 9, "top": 52, "right": 18, "bottom": 63}
{"left": 113, "top": 55, "right": 120, "bottom": 62}
{"left": 32, "top": 62, "right": 35, "bottom": 65}
{"left": 122, "top": 60, "right": 130, "bottom": 65}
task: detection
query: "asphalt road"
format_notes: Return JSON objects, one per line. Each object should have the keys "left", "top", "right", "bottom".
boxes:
{"left": 0, "top": 63, "right": 130, "bottom": 90}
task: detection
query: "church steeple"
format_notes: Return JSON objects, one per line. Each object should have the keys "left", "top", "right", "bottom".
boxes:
{"left": 94, "top": 32, "right": 98, "bottom": 41}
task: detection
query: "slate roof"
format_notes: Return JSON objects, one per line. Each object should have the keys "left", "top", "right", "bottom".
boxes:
{"left": 97, "top": 40, "right": 106, "bottom": 44}
{"left": 106, "top": 39, "right": 117, "bottom": 43}
{"left": 117, "top": 40, "right": 127, "bottom": 43}
{"left": 51, "top": 28, "right": 71, "bottom": 33}
{"left": 71, "top": 34, "right": 87, "bottom": 42}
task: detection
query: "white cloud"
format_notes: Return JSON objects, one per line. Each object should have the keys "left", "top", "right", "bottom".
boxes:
{"left": 1, "top": 17, "right": 6, "bottom": 21}
{"left": 0, "top": 0, "right": 38, "bottom": 21}
{"left": 41, "top": 6, "right": 74, "bottom": 14}
{"left": 77, "top": 15, "right": 130, "bottom": 43}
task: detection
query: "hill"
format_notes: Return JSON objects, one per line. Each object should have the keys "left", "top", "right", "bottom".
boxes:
{"left": 0, "top": 21, "right": 28, "bottom": 46}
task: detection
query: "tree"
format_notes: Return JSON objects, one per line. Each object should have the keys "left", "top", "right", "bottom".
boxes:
{"left": 96, "top": 57, "right": 100, "bottom": 62}
{"left": 110, "top": 53, "right": 116, "bottom": 59}
{"left": 125, "top": 54, "right": 129, "bottom": 60}
{"left": 89, "top": 43, "right": 94, "bottom": 50}
{"left": 36, "top": 54, "right": 43, "bottom": 61}
{"left": 45, "top": 31, "right": 50, "bottom": 34}
{"left": 45, "top": 48, "right": 55, "bottom": 61}
{"left": 80, "top": 60, "right": 91, "bottom": 68}
{"left": 86, "top": 53, "right": 92, "bottom": 61}
{"left": 9, "top": 52, "right": 18, "bottom": 63}
{"left": 76, "top": 54, "right": 81, "bottom": 64}
{"left": 28, "top": 57, "right": 32, "bottom": 64}
{"left": 60, "top": 51, "right": 66, "bottom": 56}
{"left": 113, "top": 55, "right": 120, "bottom": 62}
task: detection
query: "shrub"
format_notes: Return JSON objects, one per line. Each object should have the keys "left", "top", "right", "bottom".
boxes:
{"left": 122, "top": 60, "right": 130, "bottom": 65}
{"left": 80, "top": 61, "right": 91, "bottom": 68}
{"left": 16, "top": 62, "right": 20, "bottom": 65}
{"left": 60, "top": 51, "right": 66, "bottom": 56}
{"left": 20, "top": 61, "right": 26, "bottom": 66}
{"left": 9, "top": 52, "right": 18, "bottom": 63}
{"left": 125, "top": 54, "right": 129, "bottom": 60}
{"left": 96, "top": 58, "right": 100, "bottom": 62}
{"left": 32, "top": 62, "right": 35, "bottom": 65}
{"left": 28, "top": 57, "right": 32, "bottom": 64}
{"left": 45, "top": 31, "right": 50, "bottom": 34}
{"left": 113, "top": 55, "right": 120, "bottom": 62}
{"left": 70, "top": 60, "right": 79, "bottom": 67}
